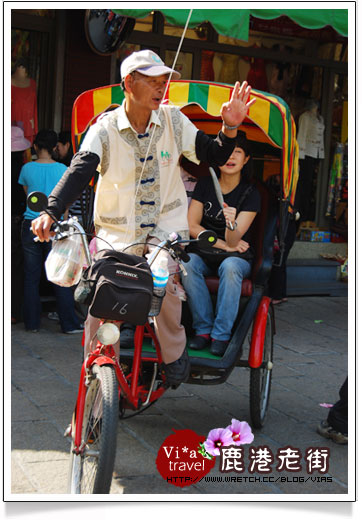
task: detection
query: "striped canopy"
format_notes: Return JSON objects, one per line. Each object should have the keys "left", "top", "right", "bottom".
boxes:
{"left": 71, "top": 80, "right": 299, "bottom": 204}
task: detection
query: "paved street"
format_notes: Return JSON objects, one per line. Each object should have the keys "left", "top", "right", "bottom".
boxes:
{"left": 9, "top": 296, "right": 350, "bottom": 497}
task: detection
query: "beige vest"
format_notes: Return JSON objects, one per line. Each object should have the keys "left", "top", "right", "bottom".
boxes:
{"left": 92, "top": 105, "right": 199, "bottom": 255}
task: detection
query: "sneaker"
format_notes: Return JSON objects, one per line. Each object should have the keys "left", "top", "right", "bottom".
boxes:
{"left": 210, "top": 339, "right": 229, "bottom": 356}
{"left": 161, "top": 348, "right": 190, "bottom": 387}
{"left": 316, "top": 420, "right": 348, "bottom": 445}
{"left": 26, "top": 329, "right": 39, "bottom": 333}
{"left": 188, "top": 335, "right": 210, "bottom": 350}
{"left": 64, "top": 328, "right": 84, "bottom": 334}
{"left": 119, "top": 324, "right": 136, "bottom": 349}
{"left": 48, "top": 311, "right": 59, "bottom": 321}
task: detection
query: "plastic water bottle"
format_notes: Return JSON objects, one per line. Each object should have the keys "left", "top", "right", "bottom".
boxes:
{"left": 149, "top": 255, "right": 169, "bottom": 316}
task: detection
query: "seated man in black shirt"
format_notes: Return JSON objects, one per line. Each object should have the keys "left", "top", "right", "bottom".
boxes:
{"left": 181, "top": 131, "right": 260, "bottom": 356}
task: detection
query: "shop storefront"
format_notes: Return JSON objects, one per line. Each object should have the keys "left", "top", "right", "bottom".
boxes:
{"left": 10, "top": 7, "right": 349, "bottom": 240}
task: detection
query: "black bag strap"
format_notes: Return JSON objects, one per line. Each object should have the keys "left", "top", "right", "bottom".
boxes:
{"left": 234, "top": 184, "right": 254, "bottom": 216}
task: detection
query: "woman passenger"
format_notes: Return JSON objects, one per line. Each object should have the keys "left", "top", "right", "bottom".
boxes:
{"left": 181, "top": 131, "right": 260, "bottom": 356}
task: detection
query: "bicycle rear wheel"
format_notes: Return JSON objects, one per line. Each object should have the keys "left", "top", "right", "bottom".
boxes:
{"left": 249, "top": 306, "right": 274, "bottom": 429}
{"left": 68, "top": 364, "right": 118, "bottom": 494}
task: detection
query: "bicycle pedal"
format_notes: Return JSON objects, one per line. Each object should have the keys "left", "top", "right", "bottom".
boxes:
{"left": 64, "top": 424, "right": 72, "bottom": 438}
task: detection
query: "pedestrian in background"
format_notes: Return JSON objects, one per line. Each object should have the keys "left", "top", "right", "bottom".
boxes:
{"left": 18, "top": 129, "right": 83, "bottom": 334}
{"left": 317, "top": 377, "right": 348, "bottom": 445}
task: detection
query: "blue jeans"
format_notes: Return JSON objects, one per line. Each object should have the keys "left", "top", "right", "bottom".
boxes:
{"left": 181, "top": 253, "right": 251, "bottom": 341}
{"left": 21, "top": 220, "right": 81, "bottom": 332}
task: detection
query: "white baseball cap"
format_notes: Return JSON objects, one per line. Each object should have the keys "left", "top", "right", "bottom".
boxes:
{"left": 120, "top": 49, "right": 181, "bottom": 80}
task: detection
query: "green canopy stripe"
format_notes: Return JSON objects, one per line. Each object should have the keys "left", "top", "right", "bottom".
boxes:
{"left": 111, "top": 86, "right": 124, "bottom": 105}
{"left": 193, "top": 9, "right": 249, "bottom": 40}
{"left": 188, "top": 82, "right": 209, "bottom": 110}
{"left": 113, "top": 8, "right": 348, "bottom": 39}
{"left": 156, "top": 8, "right": 249, "bottom": 39}
{"left": 113, "top": 9, "right": 152, "bottom": 20}
{"left": 113, "top": 8, "right": 250, "bottom": 40}
{"left": 250, "top": 9, "right": 348, "bottom": 36}
{"left": 268, "top": 102, "right": 284, "bottom": 147}
{"left": 330, "top": 9, "right": 349, "bottom": 37}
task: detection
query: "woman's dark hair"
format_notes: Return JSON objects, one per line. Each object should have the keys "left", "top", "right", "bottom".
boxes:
{"left": 34, "top": 129, "right": 58, "bottom": 154}
{"left": 57, "top": 130, "right": 73, "bottom": 166}
{"left": 235, "top": 130, "right": 252, "bottom": 157}
{"left": 58, "top": 130, "right": 71, "bottom": 146}
{"left": 216, "top": 130, "right": 254, "bottom": 182}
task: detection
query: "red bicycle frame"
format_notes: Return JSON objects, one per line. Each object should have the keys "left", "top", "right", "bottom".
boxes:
{"left": 72, "top": 320, "right": 167, "bottom": 455}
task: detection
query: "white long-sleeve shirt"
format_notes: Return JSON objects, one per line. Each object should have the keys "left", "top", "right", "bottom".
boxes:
{"left": 297, "top": 110, "right": 325, "bottom": 160}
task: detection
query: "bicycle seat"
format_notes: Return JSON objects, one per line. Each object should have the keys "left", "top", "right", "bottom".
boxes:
{"left": 205, "top": 277, "right": 253, "bottom": 297}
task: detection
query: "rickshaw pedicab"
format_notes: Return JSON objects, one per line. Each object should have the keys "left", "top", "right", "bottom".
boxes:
{"left": 56, "top": 79, "right": 298, "bottom": 493}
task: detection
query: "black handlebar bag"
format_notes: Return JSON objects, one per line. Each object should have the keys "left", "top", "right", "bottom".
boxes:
{"left": 74, "top": 250, "right": 154, "bottom": 325}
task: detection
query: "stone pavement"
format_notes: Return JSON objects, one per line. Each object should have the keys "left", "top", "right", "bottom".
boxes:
{"left": 9, "top": 296, "right": 350, "bottom": 497}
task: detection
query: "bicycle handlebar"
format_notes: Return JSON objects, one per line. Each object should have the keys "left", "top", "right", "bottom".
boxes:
{"left": 28, "top": 192, "right": 217, "bottom": 269}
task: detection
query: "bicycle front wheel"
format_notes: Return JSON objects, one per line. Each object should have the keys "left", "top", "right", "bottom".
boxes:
{"left": 68, "top": 364, "right": 118, "bottom": 494}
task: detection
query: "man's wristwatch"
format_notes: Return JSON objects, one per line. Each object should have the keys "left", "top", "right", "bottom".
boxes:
{"left": 226, "top": 220, "right": 238, "bottom": 231}
{"left": 222, "top": 122, "right": 240, "bottom": 131}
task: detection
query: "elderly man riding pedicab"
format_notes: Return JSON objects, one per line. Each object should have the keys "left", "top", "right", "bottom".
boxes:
{"left": 31, "top": 49, "right": 256, "bottom": 387}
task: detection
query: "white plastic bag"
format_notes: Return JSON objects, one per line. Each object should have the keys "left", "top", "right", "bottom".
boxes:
{"left": 45, "top": 232, "right": 86, "bottom": 287}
